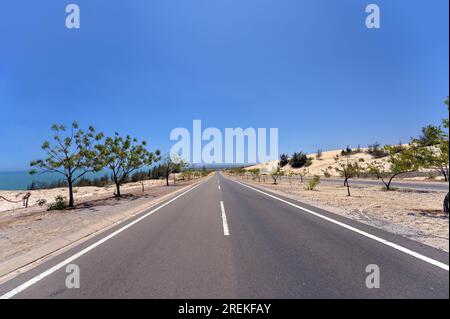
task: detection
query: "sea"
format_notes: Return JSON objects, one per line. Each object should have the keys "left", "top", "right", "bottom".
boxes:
{"left": 0, "top": 170, "right": 111, "bottom": 191}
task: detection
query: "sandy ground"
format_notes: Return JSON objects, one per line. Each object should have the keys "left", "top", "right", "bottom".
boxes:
{"left": 0, "top": 177, "right": 199, "bottom": 264}
{"left": 231, "top": 175, "right": 449, "bottom": 252}
{"left": 0, "top": 179, "right": 167, "bottom": 213}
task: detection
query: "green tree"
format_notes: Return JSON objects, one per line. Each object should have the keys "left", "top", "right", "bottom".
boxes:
{"left": 30, "top": 122, "right": 104, "bottom": 207}
{"left": 160, "top": 155, "right": 186, "bottom": 186}
{"left": 333, "top": 155, "right": 362, "bottom": 196}
{"left": 411, "top": 99, "right": 449, "bottom": 182}
{"left": 248, "top": 168, "right": 261, "bottom": 182}
{"left": 279, "top": 154, "right": 289, "bottom": 167}
{"left": 297, "top": 168, "right": 309, "bottom": 183}
{"left": 443, "top": 97, "right": 449, "bottom": 129}
{"left": 270, "top": 165, "right": 284, "bottom": 185}
{"left": 367, "top": 145, "right": 422, "bottom": 191}
{"left": 97, "top": 133, "right": 160, "bottom": 197}
{"left": 289, "top": 152, "right": 311, "bottom": 168}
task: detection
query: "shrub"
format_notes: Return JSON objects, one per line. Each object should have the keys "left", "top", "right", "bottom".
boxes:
{"left": 75, "top": 174, "right": 111, "bottom": 187}
{"left": 305, "top": 175, "right": 321, "bottom": 190}
{"left": 279, "top": 154, "right": 289, "bottom": 167}
{"left": 131, "top": 171, "right": 148, "bottom": 183}
{"left": 290, "top": 152, "right": 309, "bottom": 168}
{"left": 341, "top": 146, "right": 354, "bottom": 156}
{"left": 36, "top": 199, "right": 47, "bottom": 207}
{"left": 367, "top": 142, "right": 388, "bottom": 158}
{"left": 322, "top": 169, "right": 332, "bottom": 178}
{"left": 316, "top": 149, "right": 323, "bottom": 160}
{"left": 27, "top": 179, "right": 67, "bottom": 190}
{"left": 47, "top": 195, "right": 68, "bottom": 211}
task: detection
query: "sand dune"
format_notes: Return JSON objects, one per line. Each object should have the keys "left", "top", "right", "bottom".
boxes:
{"left": 247, "top": 148, "right": 440, "bottom": 179}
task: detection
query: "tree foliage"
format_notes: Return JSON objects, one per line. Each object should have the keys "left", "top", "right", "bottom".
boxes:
{"left": 279, "top": 154, "right": 289, "bottom": 167}
{"left": 159, "top": 155, "right": 186, "bottom": 186}
{"left": 270, "top": 165, "right": 284, "bottom": 185}
{"left": 289, "top": 152, "right": 311, "bottom": 168}
{"left": 97, "top": 133, "right": 160, "bottom": 196}
{"left": 333, "top": 155, "right": 362, "bottom": 196}
{"left": 30, "top": 122, "right": 104, "bottom": 207}
{"left": 366, "top": 145, "right": 422, "bottom": 190}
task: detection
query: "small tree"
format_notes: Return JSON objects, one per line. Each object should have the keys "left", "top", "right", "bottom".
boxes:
{"left": 334, "top": 155, "right": 361, "bottom": 196}
{"left": 248, "top": 168, "right": 261, "bottom": 182}
{"left": 30, "top": 122, "right": 104, "bottom": 207}
{"left": 442, "top": 97, "right": 449, "bottom": 213}
{"left": 97, "top": 133, "right": 160, "bottom": 197}
{"left": 160, "top": 155, "right": 186, "bottom": 186}
{"left": 411, "top": 99, "right": 449, "bottom": 182}
{"left": 444, "top": 193, "right": 449, "bottom": 215}
{"left": 270, "top": 166, "right": 284, "bottom": 185}
{"left": 298, "top": 168, "right": 309, "bottom": 183}
{"left": 316, "top": 149, "right": 323, "bottom": 160}
{"left": 279, "top": 154, "right": 289, "bottom": 167}
{"left": 367, "top": 145, "right": 422, "bottom": 191}
{"left": 131, "top": 171, "right": 148, "bottom": 192}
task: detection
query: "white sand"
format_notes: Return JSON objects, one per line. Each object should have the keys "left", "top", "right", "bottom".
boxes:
{"left": 0, "top": 179, "right": 166, "bottom": 213}
{"left": 247, "top": 148, "right": 446, "bottom": 180}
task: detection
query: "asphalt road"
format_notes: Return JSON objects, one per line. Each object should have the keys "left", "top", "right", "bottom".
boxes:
{"left": 0, "top": 173, "right": 448, "bottom": 299}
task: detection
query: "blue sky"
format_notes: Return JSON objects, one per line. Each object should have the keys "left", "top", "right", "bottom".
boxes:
{"left": 0, "top": 0, "right": 448, "bottom": 170}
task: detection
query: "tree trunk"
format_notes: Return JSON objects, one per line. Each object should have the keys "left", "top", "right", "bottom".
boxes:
{"left": 386, "top": 180, "right": 391, "bottom": 191}
{"left": 166, "top": 173, "right": 170, "bottom": 186}
{"left": 346, "top": 183, "right": 351, "bottom": 197}
{"left": 386, "top": 174, "right": 397, "bottom": 191}
{"left": 68, "top": 181, "right": 74, "bottom": 207}
{"left": 444, "top": 193, "right": 449, "bottom": 215}
{"left": 441, "top": 168, "right": 448, "bottom": 182}
{"left": 115, "top": 182, "right": 121, "bottom": 197}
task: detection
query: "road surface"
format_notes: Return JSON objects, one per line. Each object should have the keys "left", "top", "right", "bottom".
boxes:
{"left": 0, "top": 173, "right": 448, "bottom": 299}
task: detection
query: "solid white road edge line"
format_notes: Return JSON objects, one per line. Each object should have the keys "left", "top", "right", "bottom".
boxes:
{"left": 220, "top": 201, "right": 230, "bottom": 236}
{"left": 0, "top": 183, "right": 202, "bottom": 299}
{"left": 235, "top": 180, "right": 449, "bottom": 272}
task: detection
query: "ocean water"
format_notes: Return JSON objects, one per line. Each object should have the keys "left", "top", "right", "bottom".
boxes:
{"left": 0, "top": 171, "right": 110, "bottom": 190}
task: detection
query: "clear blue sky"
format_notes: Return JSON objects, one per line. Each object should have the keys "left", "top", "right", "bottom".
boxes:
{"left": 0, "top": 0, "right": 448, "bottom": 170}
